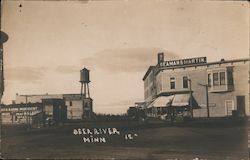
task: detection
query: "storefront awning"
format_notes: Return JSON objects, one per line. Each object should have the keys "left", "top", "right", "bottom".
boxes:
{"left": 148, "top": 95, "right": 174, "bottom": 108}
{"left": 172, "top": 94, "right": 200, "bottom": 108}
{"left": 172, "top": 94, "right": 190, "bottom": 107}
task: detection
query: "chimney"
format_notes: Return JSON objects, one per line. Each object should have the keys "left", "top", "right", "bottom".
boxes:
{"left": 158, "top": 52, "right": 164, "bottom": 64}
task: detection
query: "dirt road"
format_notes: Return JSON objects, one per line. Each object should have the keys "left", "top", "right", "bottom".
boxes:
{"left": 1, "top": 121, "right": 248, "bottom": 159}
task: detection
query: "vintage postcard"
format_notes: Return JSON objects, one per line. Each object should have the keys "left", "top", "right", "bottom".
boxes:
{"left": 0, "top": 0, "right": 249, "bottom": 159}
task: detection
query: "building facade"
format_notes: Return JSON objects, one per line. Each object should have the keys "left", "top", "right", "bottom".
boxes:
{"left": 1, "top": 103, "right": 42, "bottom": 124}
{"left": 143, "top": 53, "right": 249, "bottom": 118}
{"left": 42, "top": 99, "right": 67, "bottom": 123}
{"left": 143, "top": 66, "right": 156, "bottom": 103}
{"left": 1, "top": 99, "right": 67, "bottom": 125}
{"left": 64, "top": 94, "right": 83, "bottom": 119}
{"left": 10, "top": 93, "right": 92, "bottom": 120}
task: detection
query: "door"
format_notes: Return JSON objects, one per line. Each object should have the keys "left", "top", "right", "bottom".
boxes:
{"left": 237, "top": 96, "right": 245, "bottom": 116}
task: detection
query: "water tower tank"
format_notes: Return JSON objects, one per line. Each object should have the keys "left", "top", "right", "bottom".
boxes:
{"left": 80, "top": 68, "right": 90, "bottom": 83}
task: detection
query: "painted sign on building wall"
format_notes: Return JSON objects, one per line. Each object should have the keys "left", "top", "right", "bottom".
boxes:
{"left": 159, "top": 57, "right": 207, "bottom": 67}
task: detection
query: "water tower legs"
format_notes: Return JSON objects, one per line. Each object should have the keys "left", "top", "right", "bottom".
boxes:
{"left": 79, "top": 68, "right": 93, "bottom": 119}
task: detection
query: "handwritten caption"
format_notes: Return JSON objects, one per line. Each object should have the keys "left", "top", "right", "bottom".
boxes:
{"left": 73, "top": 128, "right": 138, "bottom": 143}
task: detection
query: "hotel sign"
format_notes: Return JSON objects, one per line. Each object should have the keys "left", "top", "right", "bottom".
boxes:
{"left": 159, "top": 57, "right": 207, "bottom": 67}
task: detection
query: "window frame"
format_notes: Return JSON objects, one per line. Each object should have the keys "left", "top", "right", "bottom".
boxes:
{"left": 170, "top": 77, "right": 175, "bottom": 89}
{"left": 183, "top": 76, "right": 189, "bottom": 89}
{"left": 219, "top": 72, "right": 226, "bottom": 85}
{"left": 213, "top": 72, "right": 219, "bottom": 86}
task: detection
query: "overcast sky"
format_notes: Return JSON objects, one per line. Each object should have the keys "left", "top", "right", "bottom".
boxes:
{"left": 1, "top": 0, "right": 249, "bottom": 114}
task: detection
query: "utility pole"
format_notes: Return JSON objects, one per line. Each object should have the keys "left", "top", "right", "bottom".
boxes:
{"left": 205, "top": 85, "right": 209, "bottom": 118}
{"left": 188, "top": 79, "right": 193, "bottom": 118}
{"left": 25, "top": 95, "right": 32, "bottom": 129}
{"left": 25, "top": 95, "right": 28, "bottom": 124}
{"left": 198, "top": 83, "right": 210, "bottom": 118}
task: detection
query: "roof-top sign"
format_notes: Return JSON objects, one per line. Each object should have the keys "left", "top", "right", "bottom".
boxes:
{"left": 159, "top": 57, "right": 207, "bottom": 67}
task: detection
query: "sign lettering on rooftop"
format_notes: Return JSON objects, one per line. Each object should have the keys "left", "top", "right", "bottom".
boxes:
{"left": 159, "top": 57, "right": 207, "bottom": 67}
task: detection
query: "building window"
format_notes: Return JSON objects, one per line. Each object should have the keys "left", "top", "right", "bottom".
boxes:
{"left": 208, "top": 74, "right": 211, "bottom": 86}
{"left": 227, "top": 71, "right": 233, "bottom": 85}
{"left": 219, "top": 72, "right": 225, "bottom": 85}
{"left": 183, "top": 76, "right": 188, "bottom": 88}
{"left": 208, "top": 68, "right": 234, "bottom": 92}
{"left": 170, "top": 77, "right": 175, "bottom": 89}
{"left": 213, "top": 73, "right": 219, "bottom": 85}
{"left": 69, "top": 101, "right": 72, "bottom": 106}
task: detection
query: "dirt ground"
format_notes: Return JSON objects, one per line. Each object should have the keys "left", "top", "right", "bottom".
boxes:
{"left": 1, "top": 121, "right": 248, "bottom": 160}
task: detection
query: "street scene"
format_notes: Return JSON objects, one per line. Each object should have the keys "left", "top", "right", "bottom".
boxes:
{"left": 1, "top": 1, "right": 249, "bottom": 160}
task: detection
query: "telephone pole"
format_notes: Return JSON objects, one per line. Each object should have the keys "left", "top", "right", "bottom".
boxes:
{"left": 188, "top": 79, "right": 193, "bottom": 118}
{"left": 24, "top": 95, "right": 33, "bottom": 129}
{"left": 198, "top": 83, "right": 210, "bottom": 118}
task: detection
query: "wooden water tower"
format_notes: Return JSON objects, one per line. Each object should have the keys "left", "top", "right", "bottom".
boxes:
{"left": 80, "top": 68, "right": 92, "bottom": 118}
{"left": 80, "top": 68, "right": 90, "bottom": 98}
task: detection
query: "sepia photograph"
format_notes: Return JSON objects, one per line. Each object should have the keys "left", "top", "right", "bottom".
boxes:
{"left": 0, "top": 0, "right": 249, "bottom": 159}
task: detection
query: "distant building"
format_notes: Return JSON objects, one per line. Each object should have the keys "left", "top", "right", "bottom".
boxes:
{"left": 1, "top": 94, "right": 92, "bottom": 123}
{"left": 1, "top": 98, "right": 67, "bottom": 125}
{"left": 127, "top": 102, "right": 147, "bottom": 119}
{"left": 1, "top": 103, "right": 42, "bottom": 124}
{"left": 143, "top": 53, "right": 249, "bottom": 118}
{"left": 82, "top": 97, "right": 93, "bottom": 119}
{"left": 42, "top": 99, "right": 67, "bottom": 124}
{"left": 14, "top": 93, "right": 63, "bottom": 104}
{"left": 63, "top": 94, "right": 84, "bottom": 119}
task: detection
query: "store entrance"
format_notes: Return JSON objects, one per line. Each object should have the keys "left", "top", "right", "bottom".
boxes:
{"left": 236, "top": 96, "right": 245, "bottom": 116}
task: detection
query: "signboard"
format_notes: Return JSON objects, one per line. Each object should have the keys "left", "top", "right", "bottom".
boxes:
{"left": 159, "top": 57, "right": 207, "bottom": 67}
